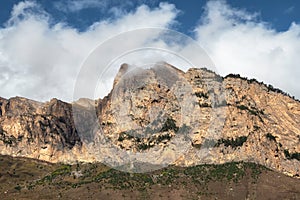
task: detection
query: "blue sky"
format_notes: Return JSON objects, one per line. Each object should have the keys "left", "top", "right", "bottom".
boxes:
{"left": 0, "top": 0, "right": 300, "bottom": 101}
{"left": 1, "top": 0, "right": 299, "bottom": 33}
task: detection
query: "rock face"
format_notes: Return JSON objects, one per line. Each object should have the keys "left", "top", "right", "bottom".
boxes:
{"left": 0, "top": 97, "right": 83, "bottom": 162}
{"left": 0, "top": 63, "right": 299, "bottom": 177}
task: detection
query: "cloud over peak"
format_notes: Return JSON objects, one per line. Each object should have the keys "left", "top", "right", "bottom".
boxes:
{"left": 0, "top": 0, "right": 300, "bottom": 101}
{"left": 195, "top": 0, "right": 300, "bottom": 98}
{"left": 0, "top": 1, "right": 178, "bottom": 101}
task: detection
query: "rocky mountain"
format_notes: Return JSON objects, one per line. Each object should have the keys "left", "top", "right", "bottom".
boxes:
{"left": 0, "top": 97, "right": 83, "bottom": 162}
{"left": 0, "top": 62, "right": 299, "bottom": 177}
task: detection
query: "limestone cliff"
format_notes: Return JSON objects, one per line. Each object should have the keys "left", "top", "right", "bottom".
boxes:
{"left": 0, "top": 63, "right": 299, "bottom": 177}
{"left": 0, "top": 97, "right": 86, "bottom": 162}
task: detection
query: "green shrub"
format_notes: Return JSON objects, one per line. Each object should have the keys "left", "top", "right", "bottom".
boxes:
{"left": 161, "top": 118, "right": 178, "bottom": 132}
{"left": 14, "top": 185, "right": 22, "bottom": 191}
{"left": 291, "top": 152, "right": 300, "bottom": 160}
{"left": 137, "top": 143, "right": 153, "bottom": 151}
{"left": 195, "top": 92, "right": 209, "bottom": 99}
{"left": 157, "top": 134, "right": 172, "bottom": 143}
{"left": 284, "top": 149, "right": 290, "bottom": 159}
{"left": 117, "top": 132, "right": 134, "bottom": 142}
{"left": 51, "top": 165, "right": 71, "bottom": 177}
{"left": 284, "top": 149, "right": 300, "bottom": 161}
{"left": 237, "top": 105, "right": 248, "bottom": 110}
{"left": 265, "top": 133, "right": 276, "bottom": 142}
{"left": 216, "top": 136, "right": 247, "bottom": 148}
{"left": 237, "top": 105, "right": 264, "bottom": 118}
{"left": 199, "top": 102, "right": 211, "bottom": 107}
{"left": 0, "top": 135, "right": 17, "bottom": 146}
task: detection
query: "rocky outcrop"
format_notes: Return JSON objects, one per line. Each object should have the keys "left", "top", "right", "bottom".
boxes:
{"left": 0, "top": 97, "right": 82, "bottom": 162}
{"left": 0, "top": 62, "right": 299, "bottom": 177}
{"left": 178, "top": 69, "right": 300, "bottom": 177}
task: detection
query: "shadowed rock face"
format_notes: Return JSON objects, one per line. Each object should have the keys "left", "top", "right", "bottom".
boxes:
{"left": 0, "top": 97, "right": 82, "bottom": 162}
{"left": 0, "top": 63, "right": 299, "bottom": 177}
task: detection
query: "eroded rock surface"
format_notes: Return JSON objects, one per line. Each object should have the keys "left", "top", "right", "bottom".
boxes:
{"left": 0, "top": 63, "right": 299, "bottom": 177}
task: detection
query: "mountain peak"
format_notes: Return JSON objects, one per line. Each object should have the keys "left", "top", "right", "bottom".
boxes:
{"left": 113, "top": 63, "right": 130, "bottom": 87}
{"left": 0, "top": 63, "right": 299, "bottom": 177}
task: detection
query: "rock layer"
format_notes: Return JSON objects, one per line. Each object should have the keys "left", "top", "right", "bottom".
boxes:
{"left": 0, "top": 63, "right": 299, "bottom": 177}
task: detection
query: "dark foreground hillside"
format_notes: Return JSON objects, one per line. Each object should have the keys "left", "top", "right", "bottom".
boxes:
{"left": 0, "top": 155, "right": 299, "bottom": 200}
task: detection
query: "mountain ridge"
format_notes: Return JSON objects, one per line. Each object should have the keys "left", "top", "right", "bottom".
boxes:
{"left": 0, "top": 63, "right": 299, "bottom": 177}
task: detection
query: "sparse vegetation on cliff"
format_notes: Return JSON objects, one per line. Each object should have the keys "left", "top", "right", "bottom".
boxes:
{"left": 284, "top": 149, "right": 300, "bottom": 161}
{"left": 0, "top": 128, "right": 17, "bottom": 146}
{"left": 237, "top": 104, "right": 264, "bottom": 116}
{"left": 116, "top": 118, "right": 186, "bottom": 151}
{"left": 160, "top": 118, "right": 179, "bottom": 132}
{"left": 195, "top": 92, "right": 209, "bottom": 99}
{"left": 215, "top": 136, "right": 248, "bottom": 148}
{"left": 265, "top": 133, "right": 277, "bottom": 142}
{"left": 192, "top": 136, "right": 248, "bottom": 149}
{"left": 225, "top": 73, "right": 298, "bottom": 101}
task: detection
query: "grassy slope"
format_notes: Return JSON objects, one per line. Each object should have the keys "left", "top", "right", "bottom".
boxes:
{"left": 0, "top": 155, "right": 299, "bottom": 200}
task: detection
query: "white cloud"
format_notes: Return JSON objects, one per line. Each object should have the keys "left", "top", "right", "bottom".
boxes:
{"left": 0, "top": 1, "right": 179, "bottom": 101}
{"left": 1, "top": 0, "right": 300, "bottom": 102}
{"left": 54, "top": 0, "right": 107, "bottom": 12}
{"left": 53, "top": 0, "right": 158, "bottom": 13}
{"left": 284, "top": 6, "right": 294, "bottom": 14}
{"left": 195, "top": 0, "right": 300, "bottom": 98}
